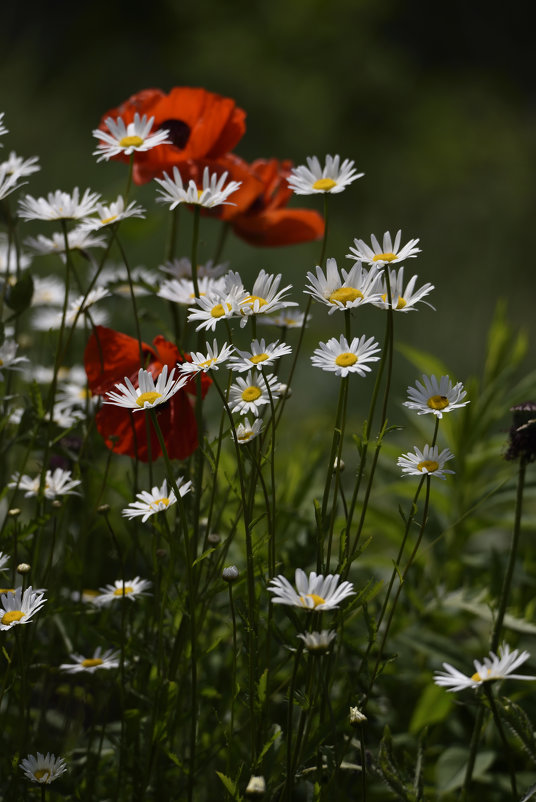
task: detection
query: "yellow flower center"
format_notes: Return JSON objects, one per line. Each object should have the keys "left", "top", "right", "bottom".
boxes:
{"left": 427, "top": 394, "right": 449, "bottom": 411}
{"left": 242, "top": 386, "right": 262, "bottom": 402}
{"left": 151, "top": 497, "right": 170, "bottom": 508}
{"left": 328, "top": 287, "right": 363, "bottom": 306}
{"left": 119, "top": 135, "right": 144, "bottom": 148}
{"left": 300, "top": 593, "right": 327, "bottom": 608}
{"left": 335, "top": 352, "right": 358, "bottom": 367}
{"left": 239, "top": 430, "right": 254, "bottom": 441}
{"left": 196, "top": 189, "right": 203, "bottom": 200}
{"left": 2, "top": 610, "right": 24, "bottom": 625}
{"left": 372, "top": 252, "right": 397, "bottom": 262}
{"left": 471, "top": 669, "right": 493, "bottom": 682}
{"left": 113, "top": 586, "right": 134, "bottom": 596}
{"left": 0, "top": 588, "right": 15, "bottom": 594}
{"left": 78, "top": 388, "right": 91, "bottom": 400}
{"left": 136, "top": 391, "right": 163, "bottom": 408}
{"left": 381, "top": 293, "right": 407, "bottom": 309}
{"left": 0, "top": 359, "right": 3, "bottom": 366}
{"left": 81, "top": 658, "right": 104, "bottom": 668}
{"left": 100, "top": 214, "right": 118, "bottom": 225}
{"left": 241, "top": 295, "right": 268, "bottom": 310}
{"left": 34, "top": 769, "right": 51, "bottom": 782}
{"left": 210, "top": 302, "right": 231, "bottom": 318}
{"left": 249, "top": 353, "right": 269, "bottom": 364}
{"left": 199, "top": 357, "right": 216, "bottom": 368}
{"left": 312, "top": 178, "right": 337, "bottom": 191}
{"left": 417, "top": 460, "right": 439, "bottom": 473}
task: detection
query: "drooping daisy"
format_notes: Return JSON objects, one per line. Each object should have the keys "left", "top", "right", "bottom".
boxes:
{"left": 347, "top": 230, "right": 421, "bottom": 267}
{"left": 178, "top": 340, "right": 234, "bottom": 374}
{"left": 434, "top": 643, "right": 536, "bottom": 692}
{"left": 121, "top": 477, "right": 192, "bottom": 522}
{"left": 155, "top": 165, "right": 241, "bottom": 209}
{"left": 269, "top": 569, "right": 355, "bottom": 611}
{"left": 0, "top": 586, "right": 47, "bottom": 631}
{"left": 237, "top": 269, "right": 297, "bottom": 326}
{"left": 404, "top": 375, "right": 469, "bottom": 418}
{"left": 18, "top": 187, "right": 101, "bottom": 221}
{"left": 94, "top": 576, "right": 152, "bottom": 606}
{"left": 373, "top": 266, "right": 435, "bottom": 312}
{"left": 92, "top": 113, "right": 171, "bottom": 161}
{"left": 80, "top": 196, "right": 146, "bottom": 230}
{"left": 287, "top": 154, "right": 364, "bottom": 195}
{"left": 9, "top": 468, "right": 81, "bottom": 499}
{"left": 25, "top": 228, "right": 106, "bottom": 257}
{"left": 157, "top": 275, "right": 226, "bottom": 305}
{"left": 103, "top": 366, "right": 188, "bottom": 411}
{"left": 305, "top": 258, "right": 381, "bottom": 314}
{"left": 0, "top": 340, "right": 29, "bottom": 380}
{"left": 60, "top": 646, "right": 120, "bottom": 674}
{"left": 0, "top": 150, "right": 40, "bottom": 181}
{"left": 311, "top": 334, "right": 381, "bottom": 378}
{"left": 297, "top": 629, "right": 337, "bottom": 653}
{"left": 229, "top": 370, "right": 281, "bottom": 417}
{"left": 20, "top": 752, "right": 67, "bottom": 784}
{"left": 397, "top": 444, "right": 455, "bottom": 479}
{"left": 231, "top": 417, "right": 263, "bottom": 444}
{"left": 228, "top": 339, "right": 292, "bottom": 372}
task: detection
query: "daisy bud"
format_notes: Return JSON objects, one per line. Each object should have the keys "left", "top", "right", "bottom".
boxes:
{"left": 97, "top": 504, "right": 111, "bottom": 515}
{"left": 52, "top": 499, "right": 62, "bottom": 509}
{"left": 349, "top": 706, "right": 367, "bottom": 726}
{"left": 222, "top": 566, "right": 239, "bottom": 583}
{"left": 506, "top": 402, "right": 536, "bottom": 463}
{"left": 333, "top": 457, "right": 345, "bottom": 473}
{"left": 278, "top": 383, "right": 291, "bottom": 398}
{"left": 8, "top": 508, "right": 21, "bottom": 517}
{"left": 207, "top": 533, "right": 221, "bottom": 544}
{"left": 245, "top": 775, "right": 266, "bottom": 796}
{"left": 17, "top": 563, "right": 31, "bottom": 575}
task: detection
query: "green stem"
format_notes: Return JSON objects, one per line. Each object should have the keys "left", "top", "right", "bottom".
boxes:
{"left": 460, "top": 704, "right": 486, "bottom": 802}
{"left": 484, "top": 685, "right": 517, "bottom": 799}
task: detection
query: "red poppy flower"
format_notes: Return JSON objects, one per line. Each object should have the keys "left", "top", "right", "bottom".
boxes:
{"left": 84, "top": 326, "right": 211, "bottom": 462}
{"left": 227, "top": 158, "right": 325, "bottom": 247}
{"left": 98, "top": 87, "right": 246, "bottom": 185}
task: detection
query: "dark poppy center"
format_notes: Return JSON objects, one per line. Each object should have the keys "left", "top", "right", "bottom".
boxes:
{"left": 159, "top": 119, "right": 191, "bottom": 149}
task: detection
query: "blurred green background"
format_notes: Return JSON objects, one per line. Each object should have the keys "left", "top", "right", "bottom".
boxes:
{"left": 2, "top": 0, "right": 535, "bottom": 388}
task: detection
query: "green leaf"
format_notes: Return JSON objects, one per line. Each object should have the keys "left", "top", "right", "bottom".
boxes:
{"left": 435, "top": 746, "right": 495, "bottom": 793}
{"left": 410, "top": 683, "right": 453, "bottom": 734}
{"left": 216, "top": 771, "right": 241, "bottom": 800}
{"left": 192, "top": 547, "right": 216, "bottom": 566}
{"left": 256, "top": 668, "right": 268, "bottom": 710}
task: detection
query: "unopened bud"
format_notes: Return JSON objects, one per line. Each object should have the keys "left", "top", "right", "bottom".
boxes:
{"left": 97, "top": 504, "right": 111, "bottom": 515}
{"left": 17, "top": 563, "right": 31, "bottom": 575}
{"left": 207, "top": 532, "right": 221, "bottom": 544}
{"left": 245, "top": 775, "right": 266, "bottom": 796}
{"left": 8, "top": 508, "right": 21, "bottom": 518}
{"left": 222, "top": 565, "right": 239, "bottom": 583}
{"left": 349, "top": 706, "right": 367, "bottom": 725}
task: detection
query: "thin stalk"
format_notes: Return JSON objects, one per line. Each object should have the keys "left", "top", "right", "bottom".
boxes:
{"left": 460, "top": 704, "right": 486, "bottom": 802}
{"left": 484, "top": 685, "right": 517, "bottom": 799}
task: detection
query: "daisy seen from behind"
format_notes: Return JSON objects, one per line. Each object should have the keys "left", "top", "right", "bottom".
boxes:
{"left": 228, "top": 338, "right": 292, "bottom": 372}
{"left": 95, "top": 577, "right": 151, "bottom": 606}
{"left": 157, "top": 275, "right": 226, "bottom": 305}
{"left": 229, "top": 369, "right": 281, "bottom": 417}
{"left": 122, "top": 477, "right": 192, "bottom": 523}
{"left": 25, "top": 228, "right": 106, "bottom": 257}
{"left": 305, "top": 258, "right": 381, "bottom": 314}
{"left": 269, "top": 568, "right": 355, "bottom": 611}
{"left": 311, "top": 334, "right": 381, "bottom": 378}
{"left": 60, "top": 647, "right": 120, "bottom": 674}
{"left": 20, "top": 752, "right": 67, "bottom": 785}
{"left": 0, "top": 586, "right": 46, "bottom": 631}
{"left": 155, "top": 165, "right": 241, "bottom": 209}
{"left": 434, "top": 643, "right": 536, "bottom": 692}
{"left": 93, "top": 113, "right": 171, "bottom": 161}
{"left": 397, "top": 444, "right": 455, "bottom": 479}
{"left": 347, "top": 230, "right": 421, "bottom": 267}
{"left": 18, "top": 187, "right": 100, "bottom": 221}
{"left": 404, "top": 374, "right": 469, "bottom": 418}
{"left": 288, "top": 154, "right": 363, "bottom": 195}
{"left": 103, "top": 365, "right": 188, "bottom": 411}
{"left": 80, "top": 195, "right": 146, "bottom": 230}
{"left": 373, "top": 266, "right": 434, "bottom": 312}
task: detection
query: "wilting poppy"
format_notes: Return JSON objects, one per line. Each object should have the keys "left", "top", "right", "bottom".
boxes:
{"left": 227, "top": 158, "right": 325, "bottom": 247}
{"left": 84, "top": 326, "right": 211, "bottom": 461}
{"left": 98, "top": 86, "right": 246, "bottom": 185}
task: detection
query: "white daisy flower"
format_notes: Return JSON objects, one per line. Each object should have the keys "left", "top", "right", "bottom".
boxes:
{"left": 0, "top": 165, "right": 24, "bottom": 201}
{"left": 157, "top": 275, "right": 226, "bottom": 305}
{"left": 397, "top": 444, "right": 455, "bottom": 479}
{"left": 0, "top": 552, "right": 9, "bottom": 573}
{"left": 287, "top": 154, "right": 364, "bottom": 195}
{"left": 297, "top": 629, "right": 337, "bottom": 653}
{"left": 25, "top": 227, "right": 106, "bottom": 257}
{"left": 404, "top": 375, "right": 469, "bottom": 418}
{"left": 155, "top": 165, "right": 241, "bottom": 209}
{"left": 9, "top": 468, "right": 81, "bottom": 499}
{"left": 187, "top": 284, "right": 247, "bottom": 332}
{"left": 64, "top": 288, "right": 111, "bottom": 326}
{"left": 121, "top": 477, "right": 192, "bottom": 522}
{"left": 228, "top": 339, "right": 292, "bottom": 372}
{"left": 373, "top": 266, "right": 435, "bottom": 312}
{"left": 0, "top": 586, "right": 47, "bottom": 631}
{"left": 311, "top": 334, "right": 381, "bottom": 378}
{"left": 159, "top": 257, "right": 227, "bottom": 280}
{"left": 0, "top": 151, "right": 40, "bottom": 182}
{"left": 32, "top": 305, "right": 109, "bottom": 332}
{"left": 229, "top": 370, "right": 281, "bottom": 417}
{"left": 31, "top": 275, "right": 66, "bottom": 306}
{"left": 56, "top": 381, "right": 95, "bottom": 415}
{"left": 0, "top": 112, "right": 7, "bottom": 140}
{"left": 60, "top": 647, "right": 120, "bottom": 674}
{"left": 231, "top": 417, "right": 263, "bottom": 444}
{"left": 434, "top": 643, "right": 536, "bottom": 692}
{"left": 20, "top": 752, "right": 67, "bottom": 784}
{"left": 259, "top": 309, "right": 311, "bottom": 329}
{"left": 237, "top": 269, "right": 297, "bottom": 327}
{"left": 99, "top": 263, "right": 156, "bottom": 297}
{"left": 18, "top": 187, "right": 100, "bottom": 221}
{"left": 92, "top": 113, "right": 171, "bottom": 161}
{"left": 80, "top": 195, "right": 146, "bottom": 230}
{"left": 178, "top": 339, "right": 234, "bottom": 374}
{"left": 0, "top": 233, "right": 32, "bottom": 274}
{"left": 269, "top": 568, "right": 355, "bottom": 611}
{"left": 94, "top": 576, "right": 151, "bottom": 606}
{"left": 305, "top": 258, "right": 381, "bottom": 314}
{"left": 347, "top": 230, "right": 421, "bottom": 267}
{"left": 0, "top": 340, "right": 29, "bottom": 380}
{"left": 104, "top": 366, "right": 188, "bottom": 411}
